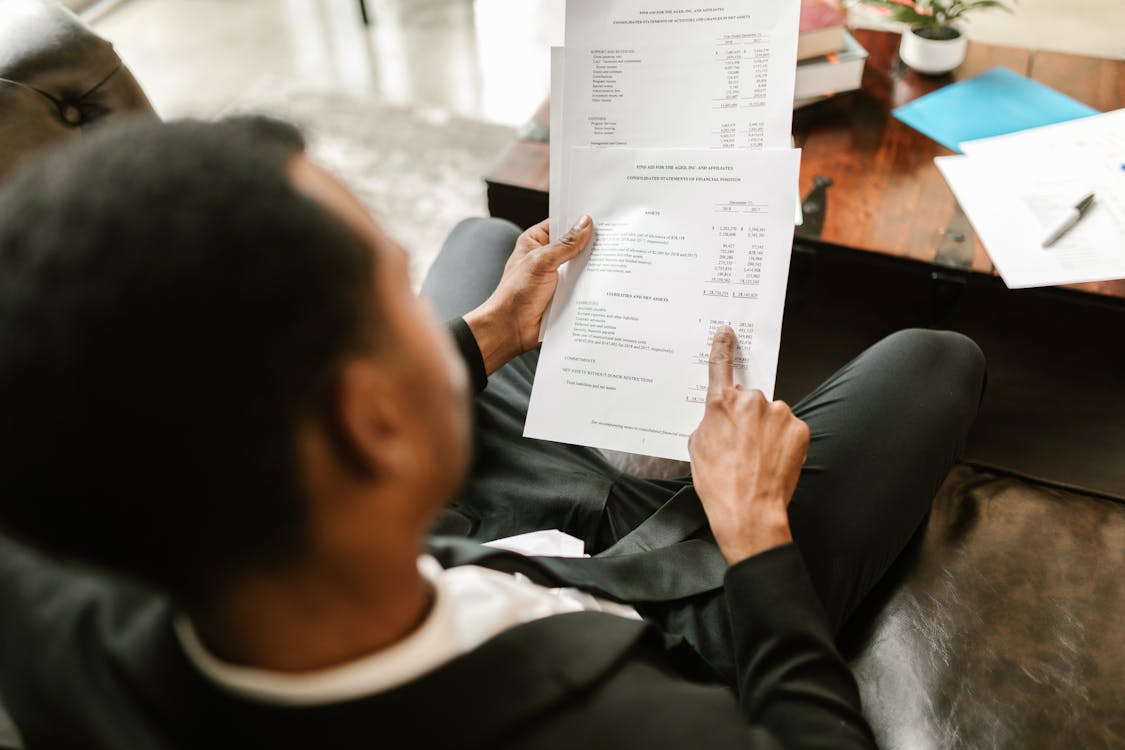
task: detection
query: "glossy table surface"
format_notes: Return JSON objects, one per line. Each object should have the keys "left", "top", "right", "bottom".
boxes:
{"left": 794, "top": 28, "right": 1125, "bottom": 299}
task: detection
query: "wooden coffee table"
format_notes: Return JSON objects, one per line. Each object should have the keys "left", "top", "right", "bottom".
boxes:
{"left": 485, "top": 28, "right": 1125, "bottom": 301}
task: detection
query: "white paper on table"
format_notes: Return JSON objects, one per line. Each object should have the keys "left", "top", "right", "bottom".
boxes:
{"left": 526, "top": 147, "right": 801, "bottom": 461}
{"left": 936, "top": 153, "right": 1125, "bottom": 289}
{"left": 960, "top": 108, "right": 1125, "bottom": 160}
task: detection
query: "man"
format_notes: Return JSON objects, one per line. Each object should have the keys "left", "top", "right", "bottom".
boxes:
{"left": 0, "top": 117, "right": 985, "bottom": 748}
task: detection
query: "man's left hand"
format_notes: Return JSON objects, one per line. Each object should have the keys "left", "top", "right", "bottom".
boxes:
{"left": 463, "top": 215, "right": 593, "bottom": 375}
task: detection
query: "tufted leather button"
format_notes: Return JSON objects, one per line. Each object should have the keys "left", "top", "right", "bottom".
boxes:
{"left": 0, "top": 0, "right": 157, "bottom": 180}
{"left": 61, "top": 103, "right": 82, "bottom": 125}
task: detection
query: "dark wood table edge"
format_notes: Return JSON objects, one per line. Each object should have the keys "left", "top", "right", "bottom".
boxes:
{"left": 793, "top": 234, "right": 1125, "bottom": 312}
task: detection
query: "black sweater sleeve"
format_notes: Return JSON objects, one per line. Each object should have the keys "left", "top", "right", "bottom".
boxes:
{"left": 446, "top": 317, "right": 488, "bottom": 395}
{"left": 723, "top": 543, "right": 877, "bottom": 748}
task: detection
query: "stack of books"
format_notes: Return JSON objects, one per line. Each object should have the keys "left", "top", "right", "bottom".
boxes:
{"left": 795, "top": 0, "right": 869, "bottom": 107}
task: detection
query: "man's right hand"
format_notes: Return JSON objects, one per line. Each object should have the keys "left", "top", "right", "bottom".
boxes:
{"left": 688, "top": 326, "right": 810, "bottom": 566}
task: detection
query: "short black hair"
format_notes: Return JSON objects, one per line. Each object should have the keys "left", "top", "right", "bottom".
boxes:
{"left": 0, "top": 117, "right": 379, "bottom": 603}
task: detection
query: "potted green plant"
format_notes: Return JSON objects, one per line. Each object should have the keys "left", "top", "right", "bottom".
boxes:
{"left": 859, "top": 0, "right": 1016, "bottom": 75}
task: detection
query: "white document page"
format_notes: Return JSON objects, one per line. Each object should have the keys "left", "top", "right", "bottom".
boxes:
{"left": 551, "top": 24, "right": 803, "bottom": 238}
{"left": 544, "top": 0, "right": 801, "bottom": 337}
{"left": 549, "top": 46, "right": 566, "bottom": 241}
{"left": 525, "top": 148, "right": 801, "bottom": 460}
{"left": 557, "top": 1, "right": 800, "bottom": 227}
{"left": 561, "top": 37, "right": 795, "bottom": 152}
{"left": 936, "top": 153, "right": 1125, "bottom": 288}
{"left": 565, "top": 0, "right": 799, "bottom": 65}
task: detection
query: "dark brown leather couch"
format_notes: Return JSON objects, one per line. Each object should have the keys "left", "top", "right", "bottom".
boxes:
{"left": 843, "top": 465, "right": 1124, "bottom": 748}
{"left": 0, "top": 3, "right": 154, "bottom": 745}
{"left": 0, "top": 0, "right": 154, "bottom": 180}
{"left": 0, "top": 3, "right": 1122, "bottom": 749}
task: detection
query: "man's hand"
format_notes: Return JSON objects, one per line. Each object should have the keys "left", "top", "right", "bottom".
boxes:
{"left": 688, "top": 326, "right": 810, "bottom": 566}
{"left": 464, "top": 216, "right": 593, "bottom": 375}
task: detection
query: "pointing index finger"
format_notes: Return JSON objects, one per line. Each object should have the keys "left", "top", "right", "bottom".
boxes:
{"left": 707, "top": 325, "right": 735, "bottom": 398}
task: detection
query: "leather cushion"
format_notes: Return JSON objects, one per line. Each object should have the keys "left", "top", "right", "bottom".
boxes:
{"left": 0, "top": 0, "right": 155, "bottom": 179}
{"left": 844, "top": 465, "right": 1125, "bottom": 749}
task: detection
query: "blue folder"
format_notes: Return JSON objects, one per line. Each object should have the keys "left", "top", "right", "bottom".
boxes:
{"left": 892, "top": 66, "right": 1098, "bottom": 153}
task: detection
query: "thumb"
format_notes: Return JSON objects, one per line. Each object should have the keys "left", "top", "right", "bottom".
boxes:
{"left": 535, "top": 215, "right": 593, "bottom": 269}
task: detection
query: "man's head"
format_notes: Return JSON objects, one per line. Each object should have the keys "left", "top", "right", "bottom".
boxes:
{"left": 0, "top": 117, "right": 471, "bottom": 605}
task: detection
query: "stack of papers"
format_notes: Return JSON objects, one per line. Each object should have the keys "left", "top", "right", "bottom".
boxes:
{"left": 524, "top": 0, "right": 804, "bottom": 460}
{"left": 936, "top": 109, "right": 1125, "bottom": 289}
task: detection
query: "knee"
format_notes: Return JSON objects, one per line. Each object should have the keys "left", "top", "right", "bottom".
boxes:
{"left": 883, "top": 328, "right": 986, "bottom": 403}
{"left": 446, "top": 216, "right": 522, "bottom": 252}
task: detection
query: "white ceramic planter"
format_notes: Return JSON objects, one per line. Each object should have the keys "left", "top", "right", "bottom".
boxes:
{"left": 899, "top": 27, "right": 969, "bottom": 75}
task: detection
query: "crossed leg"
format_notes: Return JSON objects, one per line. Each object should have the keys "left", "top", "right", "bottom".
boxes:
{"left": 423, "top": 217, "right": 985, "bottom": 643}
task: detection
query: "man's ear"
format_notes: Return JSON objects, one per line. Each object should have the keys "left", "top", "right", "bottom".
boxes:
{"left": 329, "top": 357, "right": 413, "bottom": 479}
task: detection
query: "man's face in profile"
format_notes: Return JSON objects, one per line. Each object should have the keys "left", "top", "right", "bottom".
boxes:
{"left": 290, "top": 154, "right": 474, "bottom": 520}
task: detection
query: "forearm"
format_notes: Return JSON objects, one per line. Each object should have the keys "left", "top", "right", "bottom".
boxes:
{"left": 462, "top": 303, "right": 522, "bottom": 377}
{"left": 725, "top": 543, "right": 876, "bottom": 749}
{"left": 711, "top": 507, "right": 792, "bottom": 566}
{"left": 445, "top": 317, "right": 489, "bottom": 393}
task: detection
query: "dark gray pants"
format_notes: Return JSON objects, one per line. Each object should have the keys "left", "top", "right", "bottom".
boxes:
{"left": 423, "top": 217, "right": 986, "bottom": 647}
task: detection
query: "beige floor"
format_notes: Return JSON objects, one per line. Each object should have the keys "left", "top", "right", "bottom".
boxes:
{"left": 93, "top": 0, "right": 565, "bottom": 122}
{"left": 92, "top": 0, "right": 1123, "bottom": 123}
